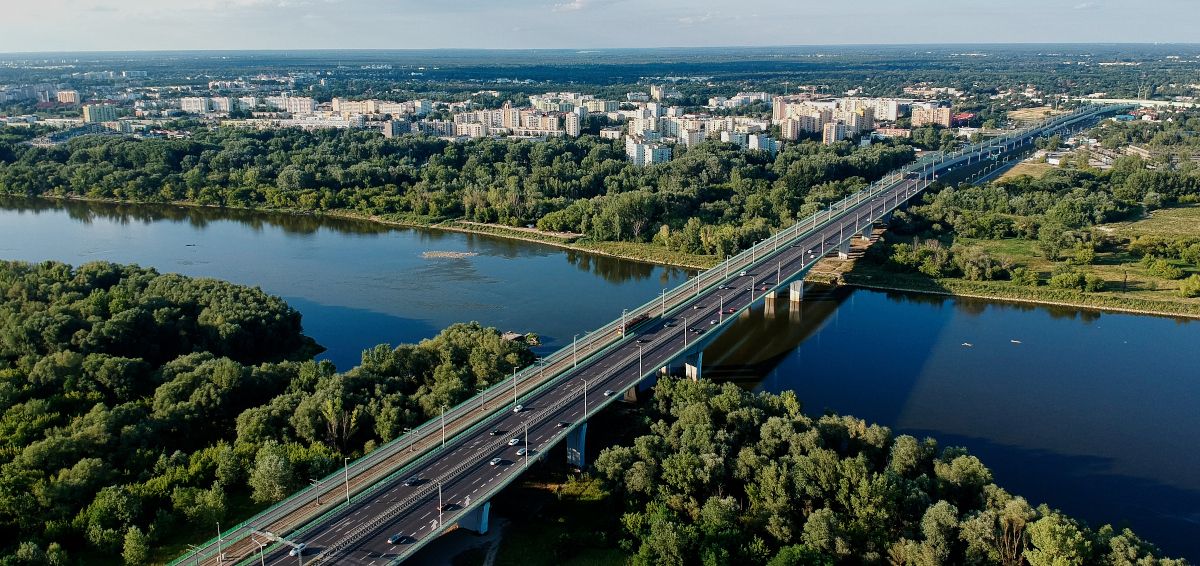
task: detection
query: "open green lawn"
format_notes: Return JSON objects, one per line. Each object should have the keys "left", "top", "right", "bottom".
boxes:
{"left": 998, "top": 161, "right": 1056, "bottom": 180}
{"left": 1111, "top": 204, "right": 1200, "bottom": 238}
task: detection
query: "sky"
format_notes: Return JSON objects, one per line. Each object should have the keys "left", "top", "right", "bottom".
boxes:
{"left": 4, "top": 0, "right": 1200, "bottom": 53}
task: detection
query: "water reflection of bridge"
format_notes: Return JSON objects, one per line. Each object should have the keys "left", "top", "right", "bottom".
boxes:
{"left": 702, "top": 285, "right": 850, "bottom": 382}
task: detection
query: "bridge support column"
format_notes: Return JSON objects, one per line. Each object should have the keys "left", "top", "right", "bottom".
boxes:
{"left": 685, "top": 351, "right": 703, "bottom": 381}
{"left": 882, "top": 211, "right": 894, "bottom": 224}
{"left": 458, "top": 500, "right": 491, "bottom": 535}
{"left": 789, "top": 280, "right": 805, "bottom": 303}
{"left": 566, "top": 422, "right": 587, "bottom": 469}
{"left": 860, "top": 224, "right": 873, "bottom": 241}
{"left": 764, "top": 288, "right": 779, "bottom": 300}
{"left": 764, "top": 296, "right": 777, "bottom": 317}
{"left": 837, "top": 240, "right": 851, "bottom": 260}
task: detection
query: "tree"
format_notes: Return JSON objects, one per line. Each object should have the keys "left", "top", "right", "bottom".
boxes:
{"left": 1025, "top": 513, "right": 1092, "bottom": 566}
{"left": 122, "top": 526, "right": 150, "bottom": 565}
{"left": 248, "top": 441, "right": 295, "bottom": 504}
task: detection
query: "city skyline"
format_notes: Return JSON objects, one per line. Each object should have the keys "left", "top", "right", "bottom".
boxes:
{"left": 4, "top": 0, "right": 1200, "bottom": 53}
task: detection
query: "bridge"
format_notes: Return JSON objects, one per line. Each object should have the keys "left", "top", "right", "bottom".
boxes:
{"left": 174, "top": 104, "right": 1128, "bottom": 566}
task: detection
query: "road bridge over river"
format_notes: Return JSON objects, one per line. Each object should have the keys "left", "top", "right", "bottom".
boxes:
{"left": 174, "top": 104, "right": 1127, "bottom": 566}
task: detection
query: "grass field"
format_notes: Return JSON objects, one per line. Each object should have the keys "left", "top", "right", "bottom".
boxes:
{"left": 998, "top": 160, "right": 1056, "bottom": 180}
{"left": 1007, "top": 106, "right": 1064, "bottom": 124}
{"left": 1110, "top": 204, "right": 1200, "bottom": 238}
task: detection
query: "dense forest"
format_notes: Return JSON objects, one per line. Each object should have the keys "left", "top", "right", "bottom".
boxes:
{"left": 594, "top": 378, "right": 1183, "bottom": 565}
{"left": 0, "top": 129, "right": 913, "bottom": 259}
{"left": 0, "top": 260, "right": 533, "bottom": 564}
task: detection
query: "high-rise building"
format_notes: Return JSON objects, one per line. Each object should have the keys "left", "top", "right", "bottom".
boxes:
{"left": 625, "top": 135, "right": 671, "bottom": 166}
{"left": 822, "top": 122, "right": 849, "bottom": 144}
{"left": 911, "top": 105, "right": 952, "bottom": 128}
{"left": 180, "top": 97, "right": 210, "bottom": 114}
{"left": 564, "top": 112, "right": 582, "bottom": 137}
{"left": 82, "top": 104, "right": 118, "bottom": 123}
{"left": 56, "top": 90, "right": 79, "bottom": 104}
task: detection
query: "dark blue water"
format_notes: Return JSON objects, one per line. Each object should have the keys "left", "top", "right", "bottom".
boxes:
{"left": 709, "top": 290, "right": 1200, "bottom": 560}
{"left": 0, "top": 198, "right": 691, "bottom": 370}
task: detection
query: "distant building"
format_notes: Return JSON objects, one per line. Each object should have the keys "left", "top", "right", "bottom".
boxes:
{"left": 748, "top": 134, "right": 779, "bottom": 155}
{"left": 381, "top": 120, "right": 412, "bottom": 138}
{"left": 911, "top": 105, "right": 952, "bottom": 128}
{"left": 625, "top": 134, "right": 672, "bottom": 166}
{"left": 599, "top": 127, "right": 624, "bottom": 140}
{"left": 180, "top": 97, "right": 210, "bottom": 114}
{"left": 564, "top": 112, "right": 582, "bottom": 137}
{"left": 56, "top": 90, "right": 79, "bottom": 104}
{"left": 822, "top": 121, "right": 849, "bottom": 144}
{"left": 82, "top": 104, "right": 118, "bottom": 123}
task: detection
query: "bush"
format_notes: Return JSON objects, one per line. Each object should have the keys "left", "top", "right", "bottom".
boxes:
{"left": 1084, "top": 273, "right": 1105, "bottom": 292}
{"left": 1011, "top": 267, "right": 1041, "bottom": 287}
{"left": 1070, "top": 244, "right": 1096, "bottom": 265}
{"left": 1048, "top": 269, "right": 1087, "bottom": 291}
{"left": 953, "top": 245, "right": 1008, "bottom": 281}
{"left": 1144, "top": 258, "right": 1185, "bottom": 280}
{"left": 1180, "top": 275, "right": 1200, "bottom": 298}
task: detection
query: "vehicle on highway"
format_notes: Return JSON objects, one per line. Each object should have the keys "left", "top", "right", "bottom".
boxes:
{"left": 636, "top": 338, "right": 649, "bottom": 343}
{"left": 516, "top": 447, "right": 528, "bottom": 456}
{"left": 489, "top": 457, "right": 502, "bottom": 466}
{"left": 710, "top": 320, "right": 717, "bottom": 325}
{"left": 508, "top": 437, "right": 520, "bottom": 446}
{"left": 556, "top": 421, "right": 569, "bottom": 428}
{"left": 690, "top": 327, "right": 705, "bottom": 334}
{"left": 441, "top": 503, "right": 454, "bottom": 511}
{"left": 739, "top": 270, "right": 748, "bottom": 276}
{"left": 692, "top": 304, "right": 702, "bottom": 310}
{"left": 726, "top": 307, "right": 736, "bottom": 313}
{"left": 402, "top": 476, "right": 420, "bottom": 486}
{"left": 665, "top": 321, "right": 677, "bottom": 327}
{"left": 513, "top": 404, "right": 523, "bottom": 413}
{"left": 603, "top": 389, "right": 615, "bottom": 396}
{"left": 388, "top": 534, "right": 409, "bottom": 544}
{"left": 289, "top": 543, "right": 307, "bottom": 557}
{"left": 490, "top": 429, "right": 501, "bottom": 436}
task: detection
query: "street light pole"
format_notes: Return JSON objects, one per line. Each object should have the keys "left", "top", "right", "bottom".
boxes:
{"left": 524, "top": 421, "right": 530, "bottom": 469}
{"left": 511, "top": 370, "right": 518, "bottom": 408}
{"left": 309, "top": 479, "right": 322, "bottom": 506}
{"left": 581, "top": 378, "right": 588, "bottom": 417}
{"left": 621, "top": 309, "right": 627, "bottom": 333}
{"left": 440, "top": 405, "right": 447, "bottom": 448}
{"left": 343, "top": 457, "right": 350, "bottom": 506}
{"left": 216, "top": 522, "right": 223, "bottom": 563}
{"left": 638, "top": 343, "right": 643, "bottom": 376}
{"left": 573, "top": 334, "right": 579, "bottom": 366}
{"left": 405, "top": 427, "right": 414, "bottom": 452}
{"left": 437, "top": 480, "right": 444, "bottom": 527}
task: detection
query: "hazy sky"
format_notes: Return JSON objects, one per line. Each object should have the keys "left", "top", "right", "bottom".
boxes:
{"left": 5, "top": 0, "right": 1199, "bottom": 53}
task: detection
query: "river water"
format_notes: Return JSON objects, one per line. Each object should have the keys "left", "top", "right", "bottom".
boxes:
{"left": 1, "top": 197, "right": 1197, "bottom": 559}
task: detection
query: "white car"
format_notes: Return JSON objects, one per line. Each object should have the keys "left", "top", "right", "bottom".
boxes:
{"left": 516, "top": 447, "right": 528, "bottom": 456}
{"left": 739, "top": 270, "right": 748, "bottom": 276}
{"left": 289, "top": 543, "right": 307, "bottom": 557}
{"left": 513, "top": 404, "right": 523, "bottom": 413}
{"left": 603, "top": 389, "right": 615, "bottom": 397}
{"left": 508, "top": 437, "right": 520, "bottom": 446}
{"left": 489, "top": 457, "right": 502, "bottom": 466}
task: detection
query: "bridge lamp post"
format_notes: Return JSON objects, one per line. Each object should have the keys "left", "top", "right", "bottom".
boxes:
{"left": 343, "top": 457, "right": 351, "bottom": 506}
{"left": 683, "top": 316, "right": 688, "bottom": 348}
{"left": 437, "top": 480, "right": 444, "bottom": 528}
{"left": 621, "top": 309, "right": 627, "bottom": 334}
{"left": 404, "top": 427, "right": 414, "bottom": 452}
{"left": 251, "top": 537, "right": 267, "bottom": 566}
{"left": 477, "top": 388, "right": 486, "bottom": 413}
{"left": 308, "top": 478, "right": 322, "bottom": 506}
{"left": 524, "top": 421, "right": 530, "bottom": 469}
{"left": 660, "top": 288, "right": 667, "bottom": 316}
{"left": 581, "top": 378, "right": 588, "bottom": 418}
{"left": 186, "top": 544, "right": 201, "bottom": 566}
{"left": 441, "top": 405, "right": 448, "bottom": 448}
{"left": 719, "top": 295, "right": 724, "bottom": 323}
{"left": 572, "top": 334, "right": 579, "bottom": 366}
{"left": 511, "top": 370, "right": 518, "bottom": 408}
{"left": 638, "top": 343, "right": 643, "bottom": 377}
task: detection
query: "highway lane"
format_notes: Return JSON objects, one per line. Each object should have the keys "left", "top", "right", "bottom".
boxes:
{"left": 232, "top": 106, "right": 1119, "bottom": 566}
{"left": 250, "top": 174, "right": 930, "bottom": 565}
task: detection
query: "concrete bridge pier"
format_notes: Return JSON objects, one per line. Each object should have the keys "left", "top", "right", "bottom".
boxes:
{"left": 837, "top": 240, "right": 852, "bottom": 259}
{"left": 789, "top": 280, "right": 805, "bottom": 303}
{"left": 566, "top": 422, "right": 587, "bottom": 469}
{"left": 458, "top": 501, "right": 491, "bottom": 535}
{"left": 684, "top": 351, "right": 703, "bottom": 381}
{"left": 860, "top": 223, "right": 873, "bottom": 241}
{"left": 764, "top": 296, "right": 777, "bottom": 317}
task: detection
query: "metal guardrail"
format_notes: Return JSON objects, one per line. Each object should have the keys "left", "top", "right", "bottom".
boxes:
{"left": 173, "top": 103, "right": 1126, "bottom": 566}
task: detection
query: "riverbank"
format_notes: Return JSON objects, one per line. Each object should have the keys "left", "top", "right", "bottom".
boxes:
{"left": 843, "top": 262, "right": 1200, "bottom": 319}
{"left": 29, "top": 194, "right": 718, "bottom": 270}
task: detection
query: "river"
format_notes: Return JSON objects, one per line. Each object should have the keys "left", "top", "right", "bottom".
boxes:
{"left": 2, "top": 197, "right": 1197, "bottom": 559}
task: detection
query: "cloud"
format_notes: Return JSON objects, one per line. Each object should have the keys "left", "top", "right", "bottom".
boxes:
{"left": 552, "top": 0, "right": 587, "bottom": 11}
{"left": 678, "top": 12, "right": 716, "bottom": 25}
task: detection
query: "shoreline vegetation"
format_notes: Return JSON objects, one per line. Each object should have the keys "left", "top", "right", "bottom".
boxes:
{"left": 24, "top": 193, "right": 1200, "bottom": 319}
